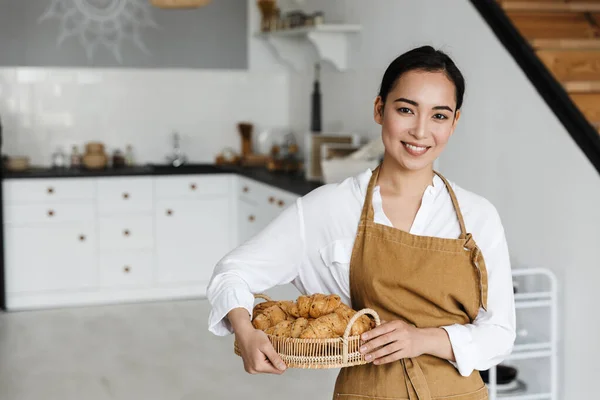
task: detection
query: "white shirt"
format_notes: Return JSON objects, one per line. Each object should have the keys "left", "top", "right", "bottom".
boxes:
{"left": 207, "top": 169, "right": 516, "bottom": 377}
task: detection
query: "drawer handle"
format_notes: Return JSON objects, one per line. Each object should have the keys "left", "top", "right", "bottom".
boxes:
{"left": 122, "top": 192, "right": 130, "bottom": 199}
{"left": 47, "top": 210, "right": 55, "bottom": 217}
{"left": 268, "top": 196, "right": 275, "bottom": 204}
{"left": 277, "top": 200, "right": 285, "bottom": 207}
{"left": 79, "top": 234, "right": 86, "bottom": 241}
{"left": 47, "top": 187, "right": 54, "bottom": 194}
{"left": 166, "top": 209, "right": 173, "bottom": 216}
{"left": 124, "top": 266, "right": 131, "bottom": 273}
{"left": 248, "top": 215, "right": 255, "bottom": 222}
{"left": 243, "top": 186, "right": 249, "bottom": 193}
{"left": 190, "top": 183, "right": 197, "bottom": 191}
{"left": 123, "top": 229, "right": 130, "bottom": 236}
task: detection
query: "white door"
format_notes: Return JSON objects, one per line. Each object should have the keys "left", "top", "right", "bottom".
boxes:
{"left": 5, "top": 224, "right": 96, "bottom": 293}
{"left": 155, "top": 196, "right": 234, "bottom": 286}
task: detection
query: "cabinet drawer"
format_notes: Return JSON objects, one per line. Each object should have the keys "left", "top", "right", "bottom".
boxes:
{"left": 155, "top": 174, "right": 232, "bottom": 199}
{"left": 3, "top": 178, "right": 95, "bottom": 204}
{"left": 99, "top": 251, "right": 153, "bottom": 288}
{"left": 97, "top": 177, "right": 153, "bottom": 215}
{"left": 238, "top": 177, "right": 271, "bottom": 205}
{"left": 98, "top": 217, "right": 154, "bottom": 250}
{"left": 4, "top": 203, "right": 95, "bottom": 225}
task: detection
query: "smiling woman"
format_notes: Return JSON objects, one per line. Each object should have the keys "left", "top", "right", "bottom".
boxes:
{"left": 207, "top": 46, "right": 515, "bottom": 400}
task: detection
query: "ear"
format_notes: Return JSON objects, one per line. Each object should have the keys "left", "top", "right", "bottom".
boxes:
{"left": 374, "top": 96, "right": 384, "bottom": 125}
{"left": 450, "top": 109, "right": 461, "bottom": 136}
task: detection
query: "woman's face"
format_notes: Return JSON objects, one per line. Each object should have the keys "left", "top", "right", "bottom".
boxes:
{"left": 374, "top": 70, "right": 460, "bottom": 171}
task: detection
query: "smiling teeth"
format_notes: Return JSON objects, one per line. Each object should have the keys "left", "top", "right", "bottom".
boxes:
{"left": 404, "top": 143, "right": 427, "bottom": 151}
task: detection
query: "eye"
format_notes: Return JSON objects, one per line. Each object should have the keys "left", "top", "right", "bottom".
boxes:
{"left": 397, "top": 107, "right": 413, "bottom": 114}
{"left": 433, "top": 113, "right": 448, "bottom": 120}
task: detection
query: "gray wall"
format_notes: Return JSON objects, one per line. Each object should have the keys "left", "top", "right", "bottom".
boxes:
{"left": 0, "top": 0, "right": 247, "bottom": 69}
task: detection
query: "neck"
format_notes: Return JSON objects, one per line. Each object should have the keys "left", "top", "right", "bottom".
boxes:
{"left": 377, "top": 155, "right": 435, "bottom": 197}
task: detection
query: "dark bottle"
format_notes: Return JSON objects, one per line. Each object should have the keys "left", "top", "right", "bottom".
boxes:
{"left": 310, "top": 63, "right": 322, "bottom": 133}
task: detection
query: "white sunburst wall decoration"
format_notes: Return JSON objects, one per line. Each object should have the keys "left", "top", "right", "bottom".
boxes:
{"left": 39, "top": 0, "right": 159, "bottom": 63}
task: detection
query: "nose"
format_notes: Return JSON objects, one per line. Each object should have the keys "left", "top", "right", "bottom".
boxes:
{"left": 409, "top": 116, "right": 428, "bottom": 140}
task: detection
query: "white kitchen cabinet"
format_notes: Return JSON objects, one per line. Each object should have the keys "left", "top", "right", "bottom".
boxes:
{"left": 238, "top": 198, "right": 266, "bottom": 244}
{"left": 2, "top": 173, "right": 298, "bottom": 310}
{"left": 5, "top": 223, "right": 96, "bottom": 294}
{"left": 3, "top": 178, "right": 95, "bottom": 204}
{"left": 98, "top": 216, "right": 154, "bottom": 250}
{"left": 96, "top": 177, "right": 153, "bottom": 216}
{"left": 155, "top": 197, "right": 234, "bottom": 286}
{"left": 236, "top": 176, "right": 299, "bottom": 245}
{"left": 99, "top": 251, "right": 153, "bottom": 288}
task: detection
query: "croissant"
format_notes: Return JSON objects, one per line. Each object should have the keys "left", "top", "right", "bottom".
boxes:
{"left": 252, "top": 300, "right": 278, "bottom": 320}
{"left": 299, "top": 312, "right": 347, "bottom": 339}
{"left": 277, "top": 300, "right": 300, "bottom": 318}
{"left": 299, "top": 318, "right": 336, "bottom": 339}
{"left": 334, "top": 303, "right": 374, "bottom": 336}
{"left": 252, "top": 304, "right": 288, "bottom": 331}
{"left": 297, "top": 294, "right": 342, "bottom": 319}
{"left": 265, "top": 320, "right": 293, "bottom": 337}
{"left": 290, "top": 317, "right": 310, "bottom": 338}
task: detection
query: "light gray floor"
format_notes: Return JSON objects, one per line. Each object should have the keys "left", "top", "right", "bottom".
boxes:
{"left": 0, "top": 298, "right": 340, "bottom": 400}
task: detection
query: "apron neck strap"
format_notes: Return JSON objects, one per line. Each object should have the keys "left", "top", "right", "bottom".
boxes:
{"left": 360, "top": 165, "right": 381, "bottom": 224}
{"left": 434, "top": 171, "right": 468, "bottom": 239}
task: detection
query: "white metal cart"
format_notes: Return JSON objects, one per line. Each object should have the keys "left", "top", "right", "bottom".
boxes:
{"left": 487, "top": 268, "right": 558, "bottom": 400}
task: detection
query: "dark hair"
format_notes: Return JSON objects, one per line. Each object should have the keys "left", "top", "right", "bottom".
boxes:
{"left": 378, "top": 46, "right": 465, "bottom": 113}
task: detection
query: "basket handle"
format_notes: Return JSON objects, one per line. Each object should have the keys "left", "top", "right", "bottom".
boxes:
{"left": 254, "top": 293, "right": 273, "bottom": 302}
{"left": 342, "top": 308, "right": 380, "bottom": 364}
{"left": 342, "top": 308, "right": 381, "bottom": 341}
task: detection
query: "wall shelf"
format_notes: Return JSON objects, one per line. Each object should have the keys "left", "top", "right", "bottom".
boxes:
{"left": 255, "top": 24, "right": 362, "bottom": 71}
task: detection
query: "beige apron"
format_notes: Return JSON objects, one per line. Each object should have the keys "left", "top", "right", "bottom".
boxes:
{"left": 333, "top": 166, "right": 489, "bottom": 400}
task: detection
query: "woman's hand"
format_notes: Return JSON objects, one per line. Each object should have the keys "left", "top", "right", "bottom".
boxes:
{"left": 228, "top": 308, "right": 287, "bottom": 375}
{"left": 359, "top": 320, "right": 455, "bottom": 365}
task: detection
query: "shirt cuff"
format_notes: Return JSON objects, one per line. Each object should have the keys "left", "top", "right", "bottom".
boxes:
{"left": 441, "top": 324, "right": 475, "bottom": 377}
{"left": 208, "top": 288, "right": 255, "bottom": 336}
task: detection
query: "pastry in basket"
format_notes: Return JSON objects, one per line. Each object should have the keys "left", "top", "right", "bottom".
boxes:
{"left": 252, "top": 304, "right": 289, "bottom": 331}
{"left": 252, "top": 294, "right": 375, "bottom": 339}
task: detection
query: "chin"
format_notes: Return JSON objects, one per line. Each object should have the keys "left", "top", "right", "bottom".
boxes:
{"left": 387, "top": 152, "right": 434, "bottom": 172}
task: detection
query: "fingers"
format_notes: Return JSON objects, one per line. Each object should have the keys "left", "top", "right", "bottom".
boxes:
{"left": 244, "top": 348, "right": 285, "bottom": 375}
{"left": 373, "top": 348, "right": 405, "bottom": 365}
{"left": 365, "top": 341, "right": 403, "bottom": 363}
{"left": 361, "top": 321, "right": 396, "bottom": 341}
{"left": 262, "top": 342, "right": 287, "bottom": 372}
{"left": 360, "top": 331, "right": 397, "bottom": 355}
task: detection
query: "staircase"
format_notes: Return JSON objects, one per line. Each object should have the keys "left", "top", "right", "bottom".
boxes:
{"left": 498, "top": 0, "right": 600, "bottom": 134}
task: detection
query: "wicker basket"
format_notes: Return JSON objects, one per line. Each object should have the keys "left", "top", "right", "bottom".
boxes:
{"left": 234, "top": 294, "right": 381, "bottom": 369}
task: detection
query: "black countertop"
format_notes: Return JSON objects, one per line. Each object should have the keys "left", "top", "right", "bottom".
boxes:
{"left": 2, "top": 164, "right": 324, "bottom": 196}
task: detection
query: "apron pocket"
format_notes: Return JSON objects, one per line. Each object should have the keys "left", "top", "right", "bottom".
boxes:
{"left": 319, "top": 239, "right": 354, "bottom": 299}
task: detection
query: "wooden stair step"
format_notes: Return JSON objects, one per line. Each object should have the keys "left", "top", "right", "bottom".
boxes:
{"left": 570, "top": 93, "right": 600, "bottom": 121}
{"left": 508, "top": 12, "right": 599, "bottom": 39}
{"left": 532, "top": 39, "right": 600, "bottom": 49}
{"left": 564, "top": 80, "right": 600, "bottom": 92}
{"left": 502, "top": 2, "right": 600, "bottom": 13}
{"left": 537, "top": 50, "right": 600, "bottom": 80}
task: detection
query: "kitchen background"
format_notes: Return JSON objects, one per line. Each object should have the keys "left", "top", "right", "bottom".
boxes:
{"left": 0, "top": 0, "right": 599, "bottom": 399}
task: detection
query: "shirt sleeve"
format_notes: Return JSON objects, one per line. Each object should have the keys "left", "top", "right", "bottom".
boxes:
{"left": 441, "top": 205, "right": 516, "bottom": 377}
{"left": 206, "top": 198, "right": 305, "bottom": 336}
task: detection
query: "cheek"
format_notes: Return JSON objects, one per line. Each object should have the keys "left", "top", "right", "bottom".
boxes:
{"left": 382, "top": 111, "right": 410, "bottom": 137}
{"left": 431, "top": 125, "right": 453, "bottom": 145}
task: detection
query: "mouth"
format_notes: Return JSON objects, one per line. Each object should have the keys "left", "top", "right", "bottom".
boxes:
{"left": 401, "top": 141, "right": 431, "bottom": 156}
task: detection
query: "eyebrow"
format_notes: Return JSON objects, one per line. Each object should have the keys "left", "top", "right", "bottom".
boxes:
{"left": 394, "top": 97, "right": 454, "bottom": 113}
